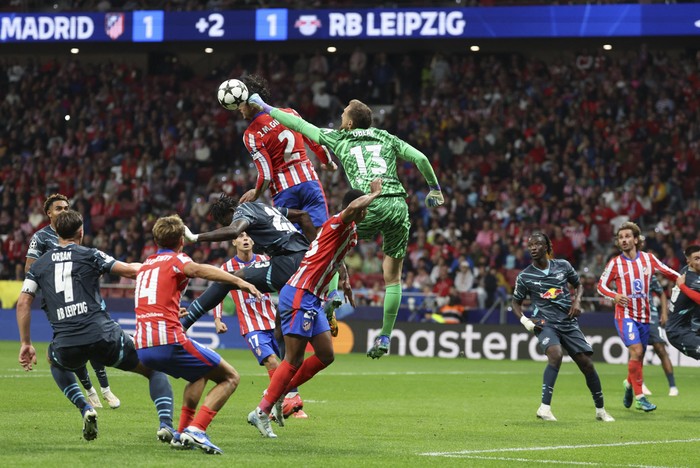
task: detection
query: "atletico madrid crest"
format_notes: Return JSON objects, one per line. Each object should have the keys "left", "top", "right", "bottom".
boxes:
{"left": 105, "top": 13, "right": 124, "bottom": 40}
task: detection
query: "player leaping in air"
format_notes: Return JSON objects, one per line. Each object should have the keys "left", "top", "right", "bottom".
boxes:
{"left": 247, "top": 94, "right": 444, "bottom": 359}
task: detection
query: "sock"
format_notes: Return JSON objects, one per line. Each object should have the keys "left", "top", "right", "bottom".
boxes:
{"left": 584, "top": 370, "right": 605, "bottom": 409}
{"left": 91, "top": 362, "right": 109, "bottom": 388}
{"left": 149, "top": 370, "right": 174, "bottom": 427}
{"left": 541, "top": 364, "right": 559, "bottom": 405}
{"left": 666, "top": 372, "right": 676, "bottom": 388}
{"left": 267, "top": 368, "right": 276, "bottom": 381}
{"left": 286, "top": 354, "right": 327, "bottom": 391}
{"left": 51, "top": 365, "right": 89, "bottom": 414}
{"left": 260, "top": 361, "right": 298, "bottom": 414}
{"left": 74, "top": 365, "right": 93, "bottom": 391}
{"left": 628, "top": 359, "right": 644, "bottom": 398}
{"left": 178, "top": 406, "right": 196, "bottom": 433}
{"left": 190, "top": 405, "right": 217, "bottom": 432}
{"left": 380, "top": 283, "right": 402, "bottom": 337}
{"left": 181, "top": 282, "right": 232, "bottom": 330}
{"left": 327, "top": 273, "right": 339, "bottom": 301}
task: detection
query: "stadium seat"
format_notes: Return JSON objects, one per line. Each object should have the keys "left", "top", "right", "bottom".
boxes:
{"left": 459, "top": 291, "right": 479, "bottom": 310}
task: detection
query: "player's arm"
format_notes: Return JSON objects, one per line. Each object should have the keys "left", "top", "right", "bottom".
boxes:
{"left": 511, "top": 275, "right": 537, "bottom": 332}
{"left": 111, "top": 261, "right": 142, "bottom": 279}
{"left": 659, "top": 286, "right": 669, "bottom": 327}
{"left": 24, "top": 257, "right": 36, "bottom": 274}
{"left": 183, "top": 261, "right": 262, "bottom": 299}
{"left": 340, "top": 179, "right": 383, "bottom": 224}
{"left": 240, "top": 146, "right": 273, "bottom": 204}
{"left": 338, "top": 263, "right": 355, "bottom": 307}
{"left": 16, "top": 277, "right": 38, "bottom": 371}
{"left": 650, "top": 254, "right": 679, "bottom": 282}
{"left": 248, "top": 94, "right": 323, "bottom": 143}
{"left": 186, "top": 218, "right": 250, "bottom": 243}
{"left": 568, "top": 281, "right": 584, "bottom": 319}
{"left": 397, "top": 140, "right": 443, "bottom": 207}
{"left": 284, "top": 208, "right": 317, "bottom": 242}
{"left": 677, "top": 275, "right": 700, "bottom": 305}
{"left": 596, "top": 260, "right": 625, "bottom": 304}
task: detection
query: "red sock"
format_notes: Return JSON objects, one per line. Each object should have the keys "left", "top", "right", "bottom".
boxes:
{"left": 267, "top": 367, "right": 276, "bottom": 381}
{"left": 286, "top": 355, "right": 327, "bottom": 392}
{"left": 260, "top": 361, "right": 297, "bottom": 414}
{"left": 178, "top": 406, "right": 196, "bottom": 433}
{"left": 190, "top": 405, "right": 217, "bottom": 432}
{"left": 629, "top": 359, "right": 644, "bottom": 397}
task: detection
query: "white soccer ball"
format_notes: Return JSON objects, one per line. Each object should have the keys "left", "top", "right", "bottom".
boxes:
{"left": 217, "top": 79, "right": 249, "bottom": 111}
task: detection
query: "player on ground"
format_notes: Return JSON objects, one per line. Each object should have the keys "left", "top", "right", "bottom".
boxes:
{"left": 247, "top": 94, "right": 444, "bottom": 359}
{"left": 134, "top": 214, "right": 261, "bottom": 455}
{"left": 597, "top": 222, "right": 679, "bottom": 412}
{"left": 248, "top": 179, "right": 381, "bottom": 438}
{"left": 17, "top": 210, "right": 174, "bottom": 442}
{"left": 642, "top": 275, "right": 679, "bottom": 396}
{"left": 25, "top": 193, "right": 120, "bottom": 409}
{"left": 210, "top": 232, "right": 307, "bottom": 419}
{"left": 666, "top": 245, "right": 700, "bottom": 360}
{"left": 511, "top": 232, "right": 614, "bottom": 422}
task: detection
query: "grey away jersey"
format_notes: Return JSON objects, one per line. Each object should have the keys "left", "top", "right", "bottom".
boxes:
{"left": 22, "top": 244, "right": 117, "bottom": 347}
{"left": 668, "top": 266, "right": 700, "bottom": 331}
{"left": 233, "top": 202, "right": 310, "bottom": 256}
{"left": 26, "top": 225, "right": 59, "bottom": 259}
{"left": 512, "top": 259, "right": 581, "bottom": 326}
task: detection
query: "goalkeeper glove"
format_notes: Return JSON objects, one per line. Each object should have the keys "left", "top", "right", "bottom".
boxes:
{"left": 520, "top": 315, "right": 536, "bottom": 333}
{"left": 184, "top": 226, "right": 199, "bottom": 243}
{"left": 247, "top": 93, "right": 273, "bottom": 113}
{"left": 425, "top": 185, "right": 444, "bottom": 208}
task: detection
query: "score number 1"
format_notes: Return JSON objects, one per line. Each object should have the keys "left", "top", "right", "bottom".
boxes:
{"left": 256, "top": 9, "right": 287, "bottom": 41}
{"left": 133, "top": 10, "right": 164, "bottom": 42}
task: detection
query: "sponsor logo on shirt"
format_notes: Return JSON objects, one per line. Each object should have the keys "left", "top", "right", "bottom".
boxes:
{"left": 540, "top": 288, "right": 563, "bottom": 300}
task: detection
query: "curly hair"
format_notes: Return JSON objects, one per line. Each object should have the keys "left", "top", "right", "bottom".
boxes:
{"left": 44, "top": 193, "right": 69, "bottom": 214}
{"left": 614, "top": 221, "right": 645, "bottom": 251}
{"left": 529, "top": 231, "right": 553, "bottom": 258}
{"left": 241, "top": 74, "right": 271, "bottom": 102}
{"left": 209, "top": 194, "right": 238, "bottom": 226}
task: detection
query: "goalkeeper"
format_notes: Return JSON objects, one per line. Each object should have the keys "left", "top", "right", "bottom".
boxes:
{"left": 248, "top": 95, "right": 444, "bottom": 359}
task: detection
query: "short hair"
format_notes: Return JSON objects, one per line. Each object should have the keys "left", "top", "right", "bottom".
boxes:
{"left": 241, "top": 74, "right": 271, "bottom": 102}
{"left": 55, "top": 210, "right": 83, "bottom": 240}
{"left": 347, "top": 99, "right": 372, "bottom": 129}
{"left": 209, "top": 194, "right": 237, "bottom": 226}
{"left": 615, "top": 221, "right": 645, "bottom": 250}
{"left": 529, "top": 231, "right": 553, "bottom": 255}
{"left": 152, "top": 215, "right": 185, "bottom": 250}
{"left": 44, "top": 193, "right": 69, "bottom": 214}
{"left": 685, "top": 244, "right": 700, "bottom": 258}
{"left": 342, "top": 189, "right": 366, "bottom": 209}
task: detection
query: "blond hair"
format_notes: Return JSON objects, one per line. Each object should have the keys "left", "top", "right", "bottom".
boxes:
{"left": 152, "top": 215, "right": 185, "bottom": 250}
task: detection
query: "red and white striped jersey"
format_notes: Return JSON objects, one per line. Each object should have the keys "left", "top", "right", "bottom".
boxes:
{"left": 243, "top": 108, "right": 332, "bottom": 197}
{"left": 133, "top": 250, "right": 192, "bottom": 349}
{"left": 213, "top": 254, "right": 277, "bottom": 334}
{"left": 287, "top": 212, "right": 357, "bottom": 298}
{"left": 597, "top": 251, "right": 678, "bottom": 323}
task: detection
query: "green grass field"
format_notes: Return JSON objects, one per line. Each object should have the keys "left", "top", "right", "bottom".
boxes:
{"left": 1, "top": 340, "right": 698, "bottom": 467}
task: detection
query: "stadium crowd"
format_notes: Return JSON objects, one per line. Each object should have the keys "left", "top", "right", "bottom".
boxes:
{"left": 1, "top": 43, "right": 699, "bottom": 317}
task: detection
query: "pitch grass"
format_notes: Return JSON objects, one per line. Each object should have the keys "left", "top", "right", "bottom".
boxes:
{"left": 1, "top": 341, "right": 698, "bottom": 467}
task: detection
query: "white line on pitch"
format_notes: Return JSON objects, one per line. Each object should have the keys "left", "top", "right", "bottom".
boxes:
{"left": 449, "top": 455, "right": 677, "bottom": 468}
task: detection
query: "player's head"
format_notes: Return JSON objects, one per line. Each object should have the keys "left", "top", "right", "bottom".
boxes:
{"left": 55, "top": 210, "right": 83, "bottom": 243}
{"left": 615, "top": 221, "right": 644, "bottom": 252}
{"left": 527, "top": 231, "right": 553, "bottom": 261}
{"left": 340, "top": 99, "right": 372, "bottom": 130}
{"left": 152, "top": 215, "right": 185, "bottom": 251}
{"left": 233, "top": 231, "right": 254, "bottom": 255}
{"left": 684, "top": 244, "right": 700, "bottom": 272}
{"left": 210, "top": 194, "right": 238, "bottom": 226}
{"left": 240, "top": 74, "right": 271, "bottom": 120}
{"left": 342, "top": 189, "right": 370, "bottom": 223}
{"left": 44, "top": 193, "right": 70, "bottom": 225}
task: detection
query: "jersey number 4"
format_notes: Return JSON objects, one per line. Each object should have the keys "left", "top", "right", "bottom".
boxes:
{"left": 55, "top": 262, "right": 74, "bottom": 302}
{"left": 135, "top": 267, "right": 159, "bottom": 305}
{"left": 349, "top": 145, "right": 387, "bottom": 175}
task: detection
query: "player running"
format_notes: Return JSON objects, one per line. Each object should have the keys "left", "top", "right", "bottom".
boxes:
{"left": 641, "top": 275, "right": 678, "bottom": 397}
{"left": 247, "top": 94, "right": 444, "bottom": 359}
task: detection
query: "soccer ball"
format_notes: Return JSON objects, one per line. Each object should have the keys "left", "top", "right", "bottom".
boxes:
{"left": 217, "top": 79, "right": 249, "bottom": 111}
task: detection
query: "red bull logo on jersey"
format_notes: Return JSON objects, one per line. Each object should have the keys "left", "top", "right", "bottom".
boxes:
{"left": 540, "top": 288, "right": 563, "bottom": 299}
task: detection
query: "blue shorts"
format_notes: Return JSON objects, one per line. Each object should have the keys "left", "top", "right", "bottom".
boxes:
{"left": 137, "top": 340, "right": 222, "bottom": 383}
{"left": 615, "top": 318, "right": 650, "bottom": 348}
{"left": 273, "top": 181, "right": 329, "bottom": 228}
{"left": 278, "top": 285, "right": 330, "bottom": 338}
{"left": 244, "top": 329, "right": 281, "bottom": 365}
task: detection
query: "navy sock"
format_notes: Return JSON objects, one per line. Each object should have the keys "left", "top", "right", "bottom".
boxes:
{"left": 666, "top": 373, "right": 676, "bottom": 388}
{"left": 74, "top": 365, "right": 93, "bottom": 391}
{"left": 181, "top": 282, "right": 232, "bottom": 330}
{"left": 541, "top": 365, "right": 559, "bottom": 405}
{"left": 149, "top": 370, "right": 174, "bottom": 427}
{"left": 52, "top": 366, "right": 89, "bottom": 414}
{"left": 91, "top": 362, "right": 109, "bottom": 388}
{"left": 584, "top": 371, "right": 605, "bottom": 409}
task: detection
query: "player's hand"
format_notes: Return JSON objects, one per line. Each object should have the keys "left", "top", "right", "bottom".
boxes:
{"left": 184, "top": 226, "right": 199, "bottom": 243}
{"left": 676, "top": 274, "right": 686, "bottom": 287}
{"left": 178, "top": 307, "right": 188, "bottom": 319}
{"left": 19, "top": 344, "right": 37, "bottom": 371}
{"left": 247, "top": 93, "right": 272, "bottom": 113}
{"left": 241, "top": 282, "right": 262, "bottom": 299}
{"left": 613, "top": 294, "right": 629, "bottom": 307}
{"left": 568, "top": 300, "right": 582, "bottom": 318}
{"left": 425, "top": 185, "right": 444, "bottom": 208}
{"left": 239, "top": 189, "right": 258, "bottom": 204}
{"left": 520, "top": 315, "right": 536, "bottom": 333}
{"left": 369, "top": 178, "right": 383, "bottom": 195}
{"left": 214, "top": 318, "right": 228, "bottom": 334}
{"left": 341, "top": 279, "right": 355, "bottom": 308}
{"left": 660, "top": 312, "right": 668, "bottom": 328}
{"left": 321, "top": 160, "right": 338, "bottom": 172}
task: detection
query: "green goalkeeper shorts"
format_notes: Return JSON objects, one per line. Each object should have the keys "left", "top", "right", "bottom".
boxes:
{"left": 356, "top": 196, "right": 410, "bottom": 259}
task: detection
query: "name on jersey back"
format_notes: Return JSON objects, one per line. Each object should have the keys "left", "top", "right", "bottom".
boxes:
{"left": 57, "top": 301, "right": 89, "bottom": 320}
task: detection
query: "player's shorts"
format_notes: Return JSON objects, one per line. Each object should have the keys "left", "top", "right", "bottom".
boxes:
{"left": 647, "top": 317, "right": 665, "bottom": 345}
{"left": 273, "top": 181, "right": 329, "bottom": 228}
{"left": 240, "top": 251, "right": 306, "bottom": 293}
{"left": 535, "top": 322, "right": 593, "bottom": 356}
{"left": 666, "top": 330, "right": 700, "bottom": 360}
{"left": 277, "top": 285, "right": 330, "bottom": 338}
{"left": 614, "top": 317, "right": 650, "bottom": 348}
{"left": 48, "top": 325, "right": 140, "bottom": 372}
{"left": 356, "top": 195, "right": 410, "bottom": 259}
{"left": 243, "top": 329, "right": 281, "bottom": 365}
{"left": 136, "top": 339, "right": 222, "bottom": 383}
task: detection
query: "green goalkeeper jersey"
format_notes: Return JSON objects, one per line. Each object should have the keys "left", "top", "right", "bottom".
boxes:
{"left": 269, "top": 108, "right": 439, "bottom": 196}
